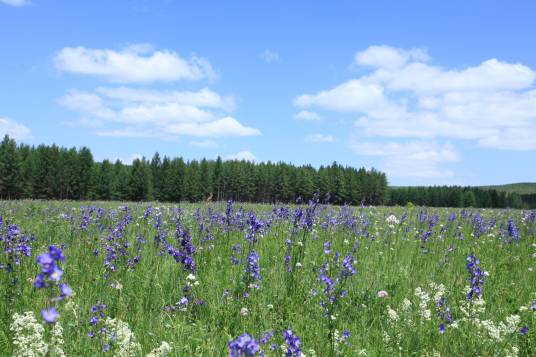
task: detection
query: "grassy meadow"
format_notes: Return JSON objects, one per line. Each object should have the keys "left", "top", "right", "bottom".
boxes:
{"left": 1, "top": 199, "right": 535, "bottom": 356}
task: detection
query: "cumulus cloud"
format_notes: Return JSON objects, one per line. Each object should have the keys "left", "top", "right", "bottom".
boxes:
{"left": 0, "top": 117, "right": 32, "bottom": 140}
{"left": 350, "top": 140, "right": 458, "bottom": 179}
{"left": 1, "top": 0, "right": 30, "bottom": 6}
{"left": 294, "top": 110, "right": 321, "bottom": 121}
{"left": 296, "top": 45, "right": 536, "bottom": 151}
{"left": 305, "top": 133, "right": 335, "bottom": 143}
{"left": 59, "top": 88, "right": 259, "bottom": 139}
{"left": 54, "top": 44, "right": 217, "bottom": 83}
{"left": 296, "top": 45, "right": 536, "bottom": 180}
{"left": 225, "top": 151, "right": 256, "bottom": 162}
{"left": 354, "top": 45, "right": 429, "bottom": 69}
{"left": 294, "top": 46, "right": 536, "bottom": 177}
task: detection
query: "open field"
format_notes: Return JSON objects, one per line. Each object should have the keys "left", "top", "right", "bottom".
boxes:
{"left": 1, "top": 200, "right": 535, "bottom": 356}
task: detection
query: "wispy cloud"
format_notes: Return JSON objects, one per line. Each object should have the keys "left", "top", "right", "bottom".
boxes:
{"left": 305, "top": 133, "right": 335, "bottom": 143}
{"left": 0, "top": 117, "right": 32, "bottom": 140}
{"left": 294, "top": 110, "right": 321, "bottom": 121}
{"left": 1, "top": 0, "right": 30, "bottom": 7}
{"left": 190, "top": 139, "right": 218, "bottom": 148}
{"left": 259, "top": 49, "right": 280, "bottom": 63}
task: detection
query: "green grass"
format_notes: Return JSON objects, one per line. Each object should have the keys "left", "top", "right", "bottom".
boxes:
{"left": 0, "top": 200, "right": 535, "bottom": 356}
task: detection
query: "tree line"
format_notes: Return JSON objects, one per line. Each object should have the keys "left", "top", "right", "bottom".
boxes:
{"left": 0, "top": 135, "right": 387, "bottom": 205}
{"left": 1, "top": 135, "right": 534, "bottom": 208}
{"left": 388, "top": 186, "right": 534, "bottom": 209}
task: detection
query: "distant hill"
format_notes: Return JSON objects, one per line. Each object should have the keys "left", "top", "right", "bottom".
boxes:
{"left": 479, "top": 183, "right": 536, "bottom": 195}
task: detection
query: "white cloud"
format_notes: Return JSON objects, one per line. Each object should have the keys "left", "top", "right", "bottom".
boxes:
{"left": 225, "top": 151, "right": 256, "bottom": 162}
{"left": 0, "top": 117, "right": 32, "bottom": 140}
{"left": 354, "top": 45, "right": 429, "bottom": 69}
{"left": 1, "top": 0, "right": 29, "bottom": 6}
{"left": 350, "top": 140, "right": 458, "bottom": 179}
{"left": 305, "top": 133, "right": 335, "bottom": 143}
{"left": 294, "top": 110, "right": 321, "bottom": 121}
{"left": 96, "top": 87, "right": 235, "bottom": 111}
{"left": 190, "top": 139, "right": 218, "bottom": 148}
{"left": 296, "top": 45, "right": 536, "bottom": 151}
{"left": 54, "top": 45, "right": 217, "bottom": 83}
{"left": 294, "top": 79, "right": 399, "bottom": 115}
{"left": 165, "top": 117, "right": 260, "bottom": 137}
{"left": 260, "top": 49, "right": 280, "bottom": 63}
{"left": 59, "top": 88, "right": 260, "bottom": 139}
{"left": 57, "top": 90, "right": 115, "bottom": 119}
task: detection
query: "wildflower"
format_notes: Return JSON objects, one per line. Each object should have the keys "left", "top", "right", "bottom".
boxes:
{"left": 436, "top": 296, "right": 452, "bottom": 334}
{"left": 41, "top": 307, "right": 59, "bottom": 324}
{"left": 377, "top": 290, "right": 388, "bottom": 298}
{"left": 385, "top": 214, "right": 400, "bottom": 228}
{"left": 240, "top": 307, "right": 249, "bottom": 316}
{"left": 508, "top": 219, "right": 519, "bottom": 241}
{"left": 466, "top": 254, "right": 487, "bottom": 301}
{"left": 10, "top": 311, "right": 48, "bottom": 356}
{"left": 50, "top": 322, "right": 66, "bottom": 357}
{"left": 245, "top": 250, "right": 261, "bottom": 282}
{"left": 283, "top": 330, "right": 302, "bottom": 357}
{"left": 387, "top": 307, "right": 399, "bottom": 321}
{"left": 147, "top": 341, "right": 172, "bottom": 357}
{"left": 439, "top": 324, "right": 446, "bottom": 334}
{"left": 103, "top": 317, "right": 142, "bottom": 356}
{"left": 229, "top": 333, "right": 260, "bottom": 356}
{"left": 519, "top": 326, "right": 529, "bottom": 335}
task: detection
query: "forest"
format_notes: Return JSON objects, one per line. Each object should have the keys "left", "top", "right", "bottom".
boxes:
{"left": 0, "top": 135, "right": 533, "bottom": 208}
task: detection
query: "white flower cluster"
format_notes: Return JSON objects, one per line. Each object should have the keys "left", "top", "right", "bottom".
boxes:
{"left": 186, "top": 274, "right": 200, "bottom": 287}
{"left": 103, "top": 317, "right": 142, "bottom": 357}
{"left": 385, "top": 214, "right": 400, "bottom": 228}
{"left": 387, "top": 306, "right": 399, "bottom": 321}
{"left": 429, "top": 282, "right": 447, "bottom": 303}
{"left": 459, "top": 293, "right": 486, "bottom": 319}
{"left": 10, "top": 311, "right": 48, "bottom": 357}
{"left": 414, "top": 287, "right": 431, "bottom": 321}
{"left": 478, "top": 315, "right": 520, "bottom": 341}
{"left": 146, "top": 341, "right": 172, "bottom": 357}
{"left": 49, "top": 323, "right": 66, "bottom": 357}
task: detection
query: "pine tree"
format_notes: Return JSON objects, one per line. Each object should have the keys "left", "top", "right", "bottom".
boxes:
{"left": 0, "top": 135, "right": 21, "bottom": 198}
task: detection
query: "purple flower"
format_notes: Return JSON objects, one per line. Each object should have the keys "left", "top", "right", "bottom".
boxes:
{"left": 283, "top": 330, "right": 302, "bottom": 357}
{"left": 60, "top": 283, "right": 73, "bottom": 298}
{"left": 48, "top": 246, "right": 65, "bottom": 262}
{"left": 37, "top": 253, "right": 54, "bottom": 274}
{"left": 466, "top": 254, "right": 486, "bottom": 301}
{"left": 229, "top": 333, "right": 260, "bottom": 357}
{"left": 245, "top": 250, "right": 261, "bottom": 282}
{"left": 34, "top": 274, "right": 46, "bottom": 289}
{"left": 519, "top": 326, "right": 529, "bottom": 335}
{"left": 439, "top": 323, "right": 446, "bottom": 334}
{"left": 324, "top": 242, "right": 331, "bottom": 255}
{"left": 508, "top": 219, "right": 519, "bottom": 241}
{"left": 341, "top": 255, "right": 356, "bottom": 277}
{"left": 41, "top": 307, "right": 59, "bottom": 324}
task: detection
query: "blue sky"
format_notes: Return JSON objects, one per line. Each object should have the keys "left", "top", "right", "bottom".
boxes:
{"left": 1, "top": 0, "right": 536, "bottom": 186}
